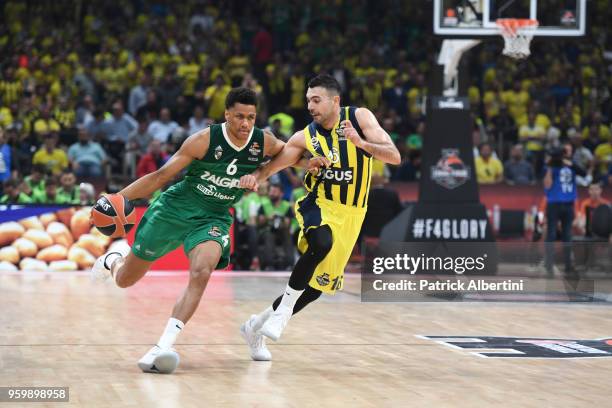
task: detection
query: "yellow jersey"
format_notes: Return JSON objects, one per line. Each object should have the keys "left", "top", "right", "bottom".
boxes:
{"left": 302, "top": 106, "right": 373, "bottom": 208}
{"left": 32, "top": 148, "right": 69, "bottom": 175}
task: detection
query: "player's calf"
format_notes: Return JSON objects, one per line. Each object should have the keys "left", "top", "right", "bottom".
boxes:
{"left": 113, "top": 252, "right": 152, "bottom": 288}
{"left": 171, "top": 255, "right": 216, "bottom": 324}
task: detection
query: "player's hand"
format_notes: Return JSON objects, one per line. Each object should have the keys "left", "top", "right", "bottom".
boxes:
{"left": 341, "top": 120, "right": 364, "bottom": 148}
{"left": 239, "top": 174, "right": 259, "bottom": 192}
{"left": 307, "top": 156, "right": 331, "bottom": 175}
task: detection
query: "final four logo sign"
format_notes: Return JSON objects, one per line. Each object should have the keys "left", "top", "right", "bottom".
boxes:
{"left": 430, "top": 149, "right": 470, "bottom": 189}
{"left": 419, "top": 335, "right": 612, "bottom": 358}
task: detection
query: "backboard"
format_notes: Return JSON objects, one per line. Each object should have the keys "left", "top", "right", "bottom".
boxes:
{"left": 433, "top": 0, "right": 586, "bottom": 36}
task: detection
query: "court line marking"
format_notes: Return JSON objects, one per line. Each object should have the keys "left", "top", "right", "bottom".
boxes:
{"left": 416, "top": 335, "right": 612, "bottom": 359}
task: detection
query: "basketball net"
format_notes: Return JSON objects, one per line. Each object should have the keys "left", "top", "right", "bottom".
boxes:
{"left": 496, "top": 18, "right": 539, "bottom": 59}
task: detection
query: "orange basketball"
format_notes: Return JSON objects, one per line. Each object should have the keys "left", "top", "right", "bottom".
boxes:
{"left": 90, "top": 194, "right": 137, "bottom": 238}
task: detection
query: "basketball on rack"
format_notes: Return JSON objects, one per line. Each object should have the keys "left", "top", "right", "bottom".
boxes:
{"left": 91, "top": 194, "right": 137, "bottom": 238}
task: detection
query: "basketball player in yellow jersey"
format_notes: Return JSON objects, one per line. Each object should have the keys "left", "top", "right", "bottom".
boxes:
{"left": 239, "top": 74, "right": 400, "bottom": 360}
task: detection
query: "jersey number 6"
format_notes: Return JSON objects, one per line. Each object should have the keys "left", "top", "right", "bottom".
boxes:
{"left": 226, "top": 158, "right": 238, "bottom": 175}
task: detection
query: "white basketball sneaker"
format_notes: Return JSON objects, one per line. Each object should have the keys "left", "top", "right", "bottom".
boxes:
{"left": 260, "top": 306, "right": 292, "bottom": 341}
{"left": 90, "top": 240, "right": 131, "bottom": 282}
{"left": 240, "top": 315, "right": 272, "bottom": 361}
{"left": 138, "top": 345, "right": 180, "bottom": 374}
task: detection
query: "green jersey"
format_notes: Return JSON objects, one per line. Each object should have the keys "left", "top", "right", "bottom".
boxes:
{"left": 0, "top": 192, "right": 33, "bottom": 204}
{"left": 56, "top": 186, "right": 80, "bottom": 205}
{"left": 165, "top": 123, "right": 265, "bottom": 213}
{"left": 234, "top": 191, "right": 264, "bottom": 223}
{"left": 132, "top": 123, "right": 266, "bottom": 265}
{"left": 24, "top": 176, "right": 45, "bottom": 197}
{"left": 259, "top": 197, "right": 292, "bottom": 219}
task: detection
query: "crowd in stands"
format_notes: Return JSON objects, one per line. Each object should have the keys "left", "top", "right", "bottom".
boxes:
{"left": 0, "top": 0, "right": 610, "bottom": 209}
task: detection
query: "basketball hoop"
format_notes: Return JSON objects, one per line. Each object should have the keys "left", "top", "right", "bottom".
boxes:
{"left": 496, "top": 18, "right": 539, "bottom": 59}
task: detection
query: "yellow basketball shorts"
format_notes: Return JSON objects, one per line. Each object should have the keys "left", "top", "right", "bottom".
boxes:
{"left": 295, "top": 194, "right": 367, "bottom": 294}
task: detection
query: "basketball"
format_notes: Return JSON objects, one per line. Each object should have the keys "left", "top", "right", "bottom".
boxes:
{"left": 91, "top": 194, "right": 136, "bottom": 238}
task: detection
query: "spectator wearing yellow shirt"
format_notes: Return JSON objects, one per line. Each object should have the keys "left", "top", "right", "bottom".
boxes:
{"left": 53, "top": 97, "right": 76, "bottom": 129}
{"left": 371, "top": 158, "right": 391, "bottom": 183}
{"left": 49, "top": 69, "right": 77, "bottom": 101}
{"left": 0, "top": 104, "right": 13, "bottom": 129}
{"left": 519, "top": 111, "right": 546, "bottom": 150}
{"left": 362, "top": 73, "right": 383, "bottom": 110}
{"left": 204, "top": 75, "right": 231, "bottom": 122}
{"left": 519, "top": 111, "right": 548, "bottom": 176}
{"left": 225, "top": 45, "right": 249, "bottom": 83}
{"left": 407, "top": 74, "right": 427, "bottom": 115}
{"left": 516, "top": 108, "right": 551, "bottom": 130}
{"left": 0, "top": 66, "right": 22, "bottom": 105}
{"left": 581, "top": 111, "right": 611, "bottom": 142}
{"left": 265, "top": 57, "right": 288, "bottom": 113}
{"left": 502, "top": 80, "right": 529, "bottom": 120}
{"left": 288, "top": 66, "right": 306, "bottom": 126}
{"left": 483, "top": 81, "right": 503, "bottom": 120}
{"left": 552, "top": 107, "right": 578, "bottom": 139}
{"left": 32, "top": 133, "right": 69, "bottom": 175}
{"left": 194, "top": 67, "right": 212, "bottom": 102}
{"left": 177, "top": 51, "right": 200, "bottom": 97}
{"left": 33, "top": 105, "right": 61, "bottom": 138}
{"left": 593, "top": 138, "right": 612, "bottom": 178}
{"left": 475, "top": 143, "right": 504, "bottom": 184}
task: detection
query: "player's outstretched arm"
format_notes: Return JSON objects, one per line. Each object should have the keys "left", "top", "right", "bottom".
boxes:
{"left": 240, "top": 130, "right": 318, "bottom": 191}
{"left": 262, "top": 130, "right": 286, "bottom": 158}
{"left": 119, "top": 129, "right": 210, "bottom": 200}
{"left": 343, "top": 108, "right": 401, "bottom": 165}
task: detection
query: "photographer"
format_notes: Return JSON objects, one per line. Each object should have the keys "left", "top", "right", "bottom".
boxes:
{"left": 543, "top": 143, "right": 585, "bottom": 276}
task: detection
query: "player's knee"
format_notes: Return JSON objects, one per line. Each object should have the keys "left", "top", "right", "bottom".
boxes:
{"left": 308, "top": 226, "right": 333, "bottom": 255}
{"left": 189, "top": 264, "right": 212, "bottom": 286}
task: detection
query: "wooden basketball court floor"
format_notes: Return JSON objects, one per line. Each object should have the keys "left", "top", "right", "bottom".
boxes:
{"left": 1, "top": 271, "right": 611, "bottom": 407}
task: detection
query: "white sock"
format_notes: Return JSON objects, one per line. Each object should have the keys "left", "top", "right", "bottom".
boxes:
{"left": 105, "top": 252, "right": 122, "bottom": 271}
{"left": 157, "top": 318, "right": 184, "bottom": 349}
{"left": 278, "top": 284, "right": 304, "bottom": 312}
{"left": 253, "top": 306, "right": 273, "bottom": 331}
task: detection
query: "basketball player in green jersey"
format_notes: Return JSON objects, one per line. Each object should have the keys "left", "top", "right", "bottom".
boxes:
{"left": 91, "top": 88, "right": 286, "bottom": 374}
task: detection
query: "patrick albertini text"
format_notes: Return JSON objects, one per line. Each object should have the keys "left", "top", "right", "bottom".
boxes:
{"left": 372, "top": 254, "right": 487, "bottom": 275}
